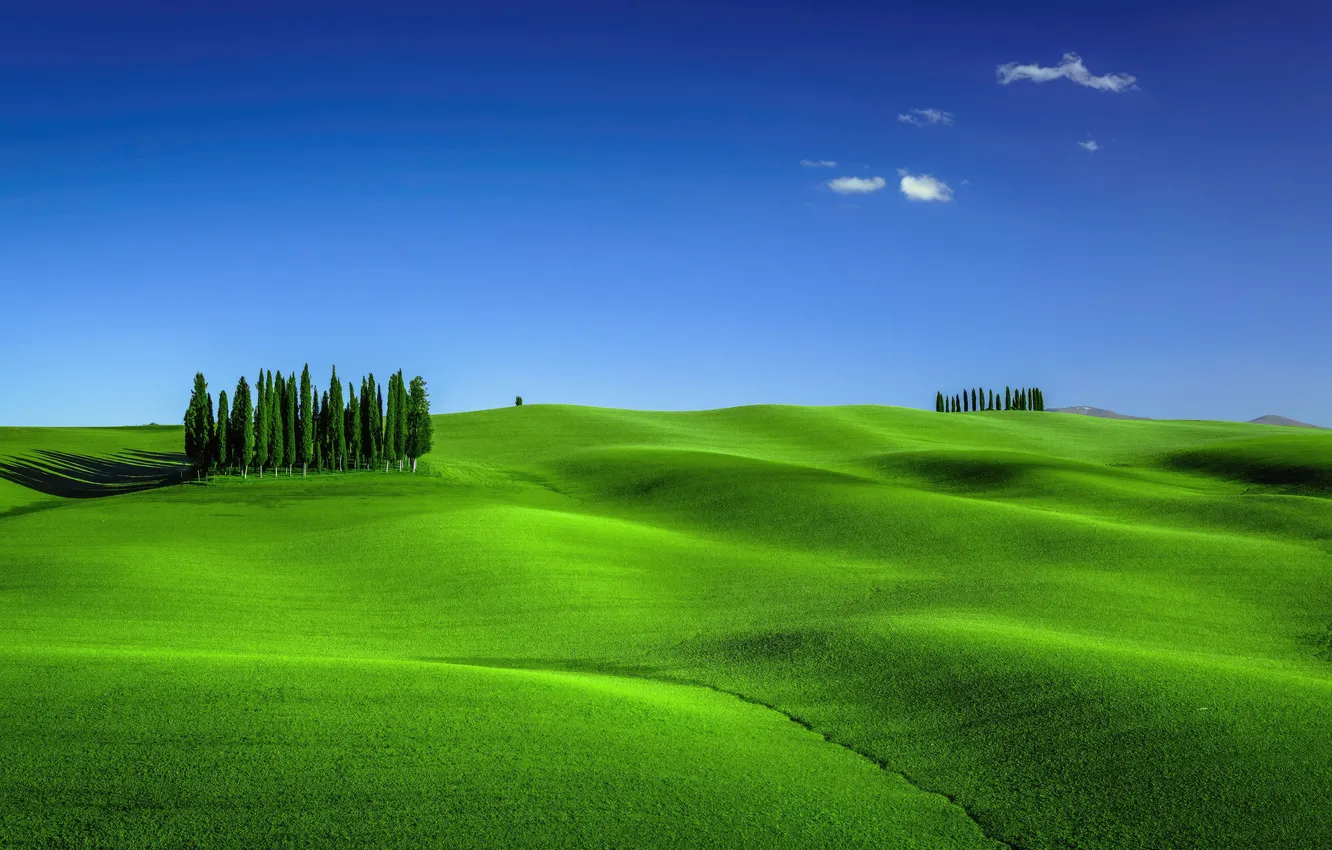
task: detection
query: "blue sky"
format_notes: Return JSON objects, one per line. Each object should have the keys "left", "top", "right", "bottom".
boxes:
{"left": 2, "top": 0, "right": 1329, "bottom": 426}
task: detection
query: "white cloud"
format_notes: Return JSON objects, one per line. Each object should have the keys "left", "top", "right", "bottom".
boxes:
{"left": 801, "top": 159, "right": 838, "bottom": 167}
{"left": 897, "top": 108, "right": 954, "bottom": 127}
{"left": 996, "top": 52, "right": 1137, "bottom": 92}
{"left": 1078, "top": 139, "right": 1100, "bottom": 151}
{"left": 826, "top": 176, "right": 887, "bottom": 194}
{"left": 897, "top": 169, "right": 953, "bottom": 202}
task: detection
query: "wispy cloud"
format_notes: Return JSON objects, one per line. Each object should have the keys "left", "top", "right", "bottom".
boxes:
{"left": 897, "top": 169, "right": 953, "bottom": 202}
{"left": 826, "top": 176, "right": 887, "bottom": 195}
{"left": 1078, "top": 139, "right": 1100, "bottom": 152}
{"left": 996, "top": 52, "right": 1137, "bottom": 92}
{"left": 801, "top": 159, "right": 837, "bottom": 168}
{"left": 897, "top": 108, "right": 954, "bottom": 127}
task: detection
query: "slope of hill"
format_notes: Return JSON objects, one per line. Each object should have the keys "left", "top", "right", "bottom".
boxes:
{"left": 2, "top": 405, "right": 1331, "bottom": 850}
{"left": 1049, "top": 405, "right": 1149, "bottom": 420}
{"left": 1250, "top": 414, "right": 1325, "bottom": 428}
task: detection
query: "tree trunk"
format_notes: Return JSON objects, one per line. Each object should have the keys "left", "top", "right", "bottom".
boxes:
{"left": 302, "top": 463, "right": 307, "bottom": 477}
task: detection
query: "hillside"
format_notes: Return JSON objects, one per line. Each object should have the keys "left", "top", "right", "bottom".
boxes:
{"left": 2, "top": 404, "right": 1331, "bottom": 849}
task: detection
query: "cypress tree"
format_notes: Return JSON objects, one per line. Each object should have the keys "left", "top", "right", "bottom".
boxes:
{"left": 404, "top": 375, "right": 433, "bottom": 473}
{"left": 345, "top": 381, "right": 360, "bottom": 470}
{"left": 383, "top": 378, "right": 391, "bottom": 476}
{"left": 970, "top": 388, "right": 977, "bottom": 412}
{"left": 388, "top": 370, "right": 404, "bottom": 468}
{"left": 205, "top": 392, "right": 216, "bottom": 478}
{"left": 299, "top": 366, "right": 313, "bottom": 476}
{"left": 935, "top": 391, "right": 944, "bottom": 412}
{"left": 310, "top": 388, "right": 321, "bottom": 472}
{"left": 234, "top": 376, "right": 254, "bottom": 478}
{"left": 283, "top": 372, "right": 296, "bottom": 474}
{"left": 1004, "top": 386, "right": 1011, "bottom": 411}
{"left": 359, "top": 376, "right": 373, "bottom": 468}
{"left": 376, "top": 380, "right": 385, "bottom": 457}
{"left": 987, "top": 389, "right": 993, "bottom": 411}
{"left": 253, "top": 370, "right": 269, "bottom": 477}
{"left": 183, "top": 373, "right": 209, "bottom": 479}
{"left": 319, "top": 390, "right": 331, "bottom": 470}
{"left": 962, "top": 390, "right": 968, "bottom": 413}
{"left": 953, "top": 394, "right": 960, "bottom": 413}
{"left": 328, "top": 366, "right": 345, "bottom": 471}
{"left": 216, "top": 390, "right": 230, "bottom": 473}
{"left": 264, "top": 371, "right": 278, "bottom": 475}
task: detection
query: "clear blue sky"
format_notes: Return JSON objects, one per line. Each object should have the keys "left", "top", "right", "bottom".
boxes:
{"left": 3, "top": 0, "right": 1328, "bottom": 426}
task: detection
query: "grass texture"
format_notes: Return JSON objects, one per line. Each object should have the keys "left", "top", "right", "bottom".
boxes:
{"left": 2, "top": 405, "right": 1330, "bottom": 848}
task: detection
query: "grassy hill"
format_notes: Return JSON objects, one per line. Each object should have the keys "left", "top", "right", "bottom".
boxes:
{"left": 2, "top": 404, "right": 1330, "bottom": 849}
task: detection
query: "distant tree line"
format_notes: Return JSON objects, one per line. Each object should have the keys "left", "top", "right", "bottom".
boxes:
{"left": 183, "top": 365, "right": 433, "bottom": 479}
{"left": 935, "top": 386, "right": 1045, "bottom": 413}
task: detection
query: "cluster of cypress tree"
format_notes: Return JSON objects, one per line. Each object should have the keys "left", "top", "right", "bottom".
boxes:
{"left": 934, "top": 386, "right": 1045, "bottom": 413}
{"left": 183, "top": 365, "right": 434, "bottom": 479}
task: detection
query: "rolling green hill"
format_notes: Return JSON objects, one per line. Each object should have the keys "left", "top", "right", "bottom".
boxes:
{"left": 2, "top": 405, "right": 1330, "bottom": 849}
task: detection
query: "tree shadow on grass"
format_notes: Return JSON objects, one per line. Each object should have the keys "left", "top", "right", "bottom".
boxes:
{"left": 0, "top": 449, "right": 193, "bottom": 499}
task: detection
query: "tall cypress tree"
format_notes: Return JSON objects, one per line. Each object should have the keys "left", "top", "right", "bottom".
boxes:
{"left": 364, "top": 373, "right": 381, "bottom": 467}
{"left": 328, "top": 366, "right": 345, "bottom": 471}
{"left": 319, "top": 390, "right": 331, "bottom": 470}
{"left": 183, "top": 373, "right": 209, "bottom": 478}
{"left": 266, "top": 371, "right": 281, "bottom": 475}
{"left": 234, "top": 375, "right": 254, "bottom": 478}
{"left": 298, "top": 366, "right": 313, "bottom": 475}
{"left": 953, "top": 394, "right": 960, "bottom": 413}
{"left": 376, "top": 379, "right": 385, "bottom": 457}
{"left": 205, "top": 392, "right": 216, "bottom": 478}
{"left": 281, "top": 372, "right": 295, "bottom": 474}
{"left": 962, "top": 390, "right": 968, "bottom": 413}
{"left": 253, "top": 370, "right": 269, "bottom": 477}
{"left": 404, "top": 375, "right": 433, "bottom": 473}
{"left": 359, "top": 376, "right": 372, "bottom": 468}
{"left": 384, "top": 373, "right": 398, "bottom": 470}
{"left": 1004, "top": 386, "right": 1011, "bottom": 411}
{"left": 395, "top": 370, "right": 408, "bottom": 470}
{"left": 216, "top": 390, "right": 230, "bottom": 473}
{"left": 345, "top": 381, "right": 360, "bottom": 470}
{"left": 970, "top": 388, "right": 977, "bottom": 412}
{"left": 310, "top": 387, "right": 321, "bottom": 472}
{"left": 935, "top": 391, "right": 944, "bottom": 412}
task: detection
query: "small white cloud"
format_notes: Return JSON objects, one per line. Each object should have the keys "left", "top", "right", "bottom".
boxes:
{"left": 1078, "top": 139, "right": 1100, "bottom": 151}
{"left": 996, "top": 52, "right": 1137, "bottom": 92}
{"left": 801, "top": 159, "right": 837, "bottom": 167}
{"left": 826, "top": 175, "right": 887, "bottom": 194}
{"left": 897, "top": 108, "right": 954, "bottom": 127}
{"left": 897, "top": 169, "right": 953, "bottom": 202}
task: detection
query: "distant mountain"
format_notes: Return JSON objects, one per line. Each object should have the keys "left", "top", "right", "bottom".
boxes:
{"left": 1049, "top": 406, "right": 1150, "bottom": 421}
{"left": 1249, "top": 415, "right": 1326, "bottom": 429}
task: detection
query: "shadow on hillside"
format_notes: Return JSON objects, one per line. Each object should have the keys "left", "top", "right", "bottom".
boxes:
{"left": 0, "top": 449, "right": 193, "bottom": 499}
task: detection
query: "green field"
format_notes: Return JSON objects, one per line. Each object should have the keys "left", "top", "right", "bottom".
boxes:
{"left": 2, "top": 405, "right": 1330, "bottom": 849}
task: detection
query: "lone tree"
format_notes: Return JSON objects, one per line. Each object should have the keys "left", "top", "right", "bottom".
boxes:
{"left": 184, "top": 372, "right": 211, "bottom": 479}
{"left": 404, "top": 375, "right": 433, "bottom": 473}
{"left": 516, "top": 395, "right": 523, "bottom": 407}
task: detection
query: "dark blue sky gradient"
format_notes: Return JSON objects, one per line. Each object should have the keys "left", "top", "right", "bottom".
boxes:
{"left": 3, "top": 1, "right": 1329, "bottom": 425}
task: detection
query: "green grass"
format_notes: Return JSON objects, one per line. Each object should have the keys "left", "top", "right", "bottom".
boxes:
{"left": 2, "top": 404, "right": 1330, "bottom": 848}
